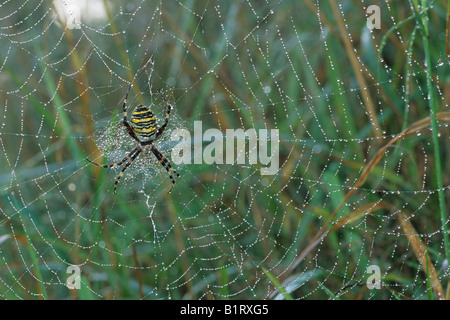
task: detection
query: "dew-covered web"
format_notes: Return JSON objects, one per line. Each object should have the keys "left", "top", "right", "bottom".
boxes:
{"left": 0, "top": 0, "right": 449, "bottom": 300}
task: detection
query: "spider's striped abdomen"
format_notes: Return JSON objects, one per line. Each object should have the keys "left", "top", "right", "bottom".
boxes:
{"left": 130, "top": 104, "right": 157, "bottom": 138}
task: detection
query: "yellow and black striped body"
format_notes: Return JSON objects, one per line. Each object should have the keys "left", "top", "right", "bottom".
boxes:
{"left": 130, "top": 104, "right": 157, "bottom": 139}
{"left": 87, "top": 85, "right": 179, "bottom": 194}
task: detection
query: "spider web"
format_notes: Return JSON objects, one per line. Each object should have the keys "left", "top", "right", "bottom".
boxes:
{"left": 0, "top": 0, "right": 449, "bottom": 300}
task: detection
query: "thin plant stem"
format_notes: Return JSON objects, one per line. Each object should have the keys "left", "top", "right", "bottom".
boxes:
{"left": 417, "top": 0, "right": 450, "bottom": 280}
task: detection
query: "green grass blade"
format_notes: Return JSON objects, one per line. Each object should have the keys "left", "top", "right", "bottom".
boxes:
{"left": 262, "top": 267, "right": 293, "bottom": 300}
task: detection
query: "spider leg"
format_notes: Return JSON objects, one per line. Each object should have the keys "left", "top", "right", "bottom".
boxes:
{"left": 86, "top": 145, "right": 140, "bottom": 168}
{"left": 122, "top": 83, "right": 142, "bottom": 143}
{"left": 154, "top": 89, "right": 172, "bottom": 140}
{"left": 113, "top": 147, "right": 142, "bottom": 194}
{"left": 151, "top": 145, "right": 179, "bottom": 193}
{"left": 151, "top": 145, "right": 180, "bottom": 177}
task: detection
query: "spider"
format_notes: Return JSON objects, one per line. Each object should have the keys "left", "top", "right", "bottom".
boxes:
{"left": 86, "top": 84, "right": 180, "bottom": 194}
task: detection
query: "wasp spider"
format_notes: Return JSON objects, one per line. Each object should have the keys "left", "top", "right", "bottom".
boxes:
{"left": 87, "top": 84, "right": 180, "bottom": 194}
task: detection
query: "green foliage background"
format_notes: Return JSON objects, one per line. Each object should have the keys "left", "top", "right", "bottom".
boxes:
{"left": 0, "top": 0, "right": 448, "bottom": 299}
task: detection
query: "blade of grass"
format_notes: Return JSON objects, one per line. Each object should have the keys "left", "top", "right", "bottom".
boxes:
{"left": 101, "top": 0, "right": 142, "bottom": 103}
{"left": 413, "top": 0, "right": 450, "bottom": 291}
{"left": 377, "top": 15, "right": 416, "bottom": 78}
{"left": 25, "top": 235, "right": 48, "bottom": 300}
{"left": 78, "top": 275, "right": 97, "bottom": 300}
{"left": 329, "top": 0, "right": 382, "bottom": 140}
{"left": 56, "top": 7, "right": 103, "bottom": 179}
{"left": 34, "top": 43, "right": 84, "bottom": 160}
{"left": 262, "top": 267, "right": 293, "bottom": 300}
{"left": 426, "top": 253, "right": 433, "bottom": 300}
{"left": 219, "top": 265, "right": 229, "bottom": 299}
{"left": 329, "top": 202, "right": 388, "bottom": 232}
{"left": 397, "top": 211, "right": 444, "bottom": 299}
{"left": 319, "top": 282, "right": 339, "bottom": 300}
